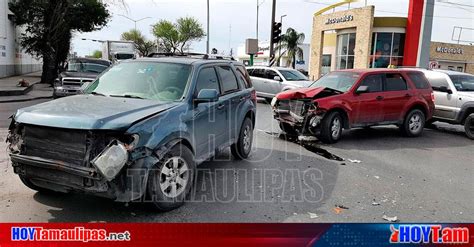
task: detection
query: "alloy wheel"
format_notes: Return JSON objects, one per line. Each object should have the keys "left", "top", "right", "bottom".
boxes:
{"left": 159, "top": 157, "right": 190, "bottom": 198}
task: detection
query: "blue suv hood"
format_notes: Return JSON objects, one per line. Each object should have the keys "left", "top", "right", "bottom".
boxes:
{"left": 14, "top": 95, "right": 179, "bottom": 130}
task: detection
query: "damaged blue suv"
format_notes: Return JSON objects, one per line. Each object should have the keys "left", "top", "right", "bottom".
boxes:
{"left": 7, "top": 54, "right": 256, "bottom": 211}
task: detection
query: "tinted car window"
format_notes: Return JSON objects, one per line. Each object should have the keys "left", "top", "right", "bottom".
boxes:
{"left": 252, "top": 69, "right": 265, "bottom": 78}
{"left": 384, "top": 73, "right": 408, "bottom": 91}
{"left": 424, "top": 72, "right": 449, "bottom": 90}
{"left": 407, "top": 72, "right": 430, "bottom": 89}
{"left": 236, "top": 65, "right": 252, "bottom": 88}
{"left": 266, "top": 70, "right": 279, "bottom": 80}
{"left": 360, "top": 74, "right": 383, "bottom": 92}
{"left": 449, "top": 74, "right": 474, "bottom": 92}
{"left": 195, "top": 67, "right": 220, "bottom": 95}
{"left": 216, "top": 66, "right": 239, "bottom": 93}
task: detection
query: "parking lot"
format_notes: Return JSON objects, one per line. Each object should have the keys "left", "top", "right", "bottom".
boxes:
{"left": 0, "top": 99, "right": 472, "bottom": 223}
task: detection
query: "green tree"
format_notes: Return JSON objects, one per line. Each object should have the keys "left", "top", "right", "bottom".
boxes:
{"left": 276, "top": 28, "right": 305, "bottom": 69}
{"left": 91, "top": 50, "right": 102, "bottom": 59}
{"left": 152, "top": 17, "right": 205, "bottom": 54}
{"left": 121, "top": 29, "right": 155, "bottom": 57}
{"left": 9, "top": 0, "right": 110, "bottom": 84}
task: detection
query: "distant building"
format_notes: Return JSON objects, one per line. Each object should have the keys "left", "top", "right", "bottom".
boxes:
{"left": 236, "top": 42, "right": 311, "bottom": 72}
{"left": 0, "top": 0, "right": 42, "bottom": 78}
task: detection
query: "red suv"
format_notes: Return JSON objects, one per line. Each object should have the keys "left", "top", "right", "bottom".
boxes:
{"left": 271, "top": 69, "right": 435, "bottom": 143}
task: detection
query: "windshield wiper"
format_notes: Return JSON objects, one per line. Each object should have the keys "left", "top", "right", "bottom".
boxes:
{"left": 91, "top": 92, "right": 107, "bottom": 97}
{"left": 110, "top": 94, "right": 145, "bottom": 99}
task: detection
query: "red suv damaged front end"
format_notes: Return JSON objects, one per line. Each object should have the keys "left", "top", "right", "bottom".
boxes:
{"left": 271, "top": 69, "right": 435, "bottom": 144}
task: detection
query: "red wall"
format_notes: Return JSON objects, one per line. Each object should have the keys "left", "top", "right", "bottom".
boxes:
{"left": 403, "top": 0, "right": 425, "bottom": 66}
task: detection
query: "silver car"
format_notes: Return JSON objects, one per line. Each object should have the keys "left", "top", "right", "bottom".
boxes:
{"left": 247, "top": 66, "right": 313, "bottom": 101}
{"left": 417, "top": 69, "right": 474, "bottom": 139}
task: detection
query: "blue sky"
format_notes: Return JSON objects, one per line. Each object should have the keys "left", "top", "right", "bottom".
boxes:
{"left": 72, "top": 0, "right": 474, "bottom": 56}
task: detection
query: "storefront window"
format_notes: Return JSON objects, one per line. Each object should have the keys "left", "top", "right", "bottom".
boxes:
{"left": 336, "top": 33, "right": 356, "bottom": 70}
{"left": 370, "top": 32, "right": 405, "bottom": 68}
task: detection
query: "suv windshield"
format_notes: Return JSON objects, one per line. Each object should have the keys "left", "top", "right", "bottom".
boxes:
{"left": 84, "top": 62, "right": 192, "bottom": 101}
{"left": 68, "top": 62, "right": 109, "bottom": 74}
{"left": 310, "top": 71, "right": 360, "bottom": 92}
{"left": 278, "top": 69, "right": 308, "bottom": 81}
{"left": 449, "top": 74, "right": 474, "bottom": 92}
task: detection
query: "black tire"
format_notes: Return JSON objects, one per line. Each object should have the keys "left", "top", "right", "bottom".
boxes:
{"left": 464, "top": 114, "right": 474, "bottom": 140}
{"left": 318, "top": 111, "right": 343, "bottom": 144}
{"left": 279, "top": 122, "right": 298, "bottom": 136}
{"left": 19, "top": 175, "right": 68, "bottom": 194}
{"left": 401, "top": 109, "right": 425, "bottom": 137}
{"left": 231, "top": 118, "right": 254, "bottom": 160}
{"left": 147, "top": 144, "right": 195, "bottom": 212}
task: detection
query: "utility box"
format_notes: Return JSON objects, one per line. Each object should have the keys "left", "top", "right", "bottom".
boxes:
{"left": 245, "top": 39, "right": 259, "bottom": 55}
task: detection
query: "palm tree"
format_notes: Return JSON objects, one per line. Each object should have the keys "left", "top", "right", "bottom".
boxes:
{"left": 276, "top": 28, "right": 305, "bottom": 69}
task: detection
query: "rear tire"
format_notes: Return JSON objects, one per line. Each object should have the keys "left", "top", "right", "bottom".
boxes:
{"left": 464, "top": 114, "right": 474, "bottom": 140}
{"left": 147, "top": 144, "right": 195, "bottom": 212}
{"left": 231, "top": 118, "right": 254, "bottom": 160}
{"left": 401, "top": 109, "right": 425, "bottom": 137}
{"left": 318, "top": 111, "right": 343, "bottom": 144}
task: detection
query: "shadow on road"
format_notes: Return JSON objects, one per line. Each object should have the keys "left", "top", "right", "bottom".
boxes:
{"left": 32, "top": 147, "right": 339, "bottom": 223}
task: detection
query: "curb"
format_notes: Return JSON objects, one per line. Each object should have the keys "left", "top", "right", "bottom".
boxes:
{"left": 0, "top": 80, "right": 42, "bottom": 97}
{"left": 0, "top": 95, "right": 53, "bottom": 104}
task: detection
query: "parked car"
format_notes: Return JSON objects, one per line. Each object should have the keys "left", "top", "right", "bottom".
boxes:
{"left": 418, "top": 69, "right": 474, "bottom": 139}
{"left": 271, "top": 69, "right": 435, "bottom": 143}
{"left": 54, "top": 57, "right": 111, "bottom": 98}
{"left": 247, "top": 66, "right": 313, "bottom": 101}
{"left": 7, "top": 55, "right": 256, "bottom": 211}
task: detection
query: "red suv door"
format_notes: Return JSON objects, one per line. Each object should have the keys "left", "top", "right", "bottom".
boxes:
{"left": 380, "top": 73, "right": 412, "bottom": 122}
{"left": 352, "top": 74, "right": 385, "bottom": 124}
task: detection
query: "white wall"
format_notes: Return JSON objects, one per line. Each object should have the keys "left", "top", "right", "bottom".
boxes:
{"left": 0, "top": 0, "right": 42, "bottom": 78}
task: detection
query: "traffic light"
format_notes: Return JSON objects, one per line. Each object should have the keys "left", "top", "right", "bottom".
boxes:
{"left": 272, "top": 22, "right": 282, "bottom": 43}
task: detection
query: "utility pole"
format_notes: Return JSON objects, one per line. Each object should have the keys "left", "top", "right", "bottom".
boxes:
{"left": 269, "top": 0, "right": 276, "bottom": 66}
{"left": 278, "top": 14, "right": 287, "bottom": 66}
{"left": 256, "top": 0, "right": 265, "bottom": 41}
{"left": 206, "top": 0, "right": 210, "bottom": 54}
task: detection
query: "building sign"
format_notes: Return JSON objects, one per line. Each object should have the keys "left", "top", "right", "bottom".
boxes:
{"left": 436, "top": 46, "right": 464, "bottom": 55}
{"left": 325, "top": 15, "right": 354, "bottom": 25}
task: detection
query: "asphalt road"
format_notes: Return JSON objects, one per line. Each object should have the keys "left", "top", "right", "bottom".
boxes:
{"left": 0, "top": 99, "right": 472, "bottom": 223}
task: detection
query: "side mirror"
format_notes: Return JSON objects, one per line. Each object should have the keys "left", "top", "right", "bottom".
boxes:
{"left": 438, "top": 86, "right": 453, "bottom": 94}
{"left": 355, "top": 85, "right": 369, "bottom": 94}
{"left": 274, "top": 76, "right": 282, "bottom": 82}
{"left": 195, "top": 89, "right": 219, "bottom": 103}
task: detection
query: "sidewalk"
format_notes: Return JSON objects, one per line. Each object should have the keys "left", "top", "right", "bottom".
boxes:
{"left": 0, "top": 71, "right": 53, "bottom": 103}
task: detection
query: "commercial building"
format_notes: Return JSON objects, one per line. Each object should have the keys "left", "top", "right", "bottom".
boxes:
{"left": 0, "top": 0, "right": 42, "bottom": 79}
{"left": 237, "top": 42, "right": 311, "bottom": 72}
{"left": 309, "top": 4, "right": 473, "bottom": 79}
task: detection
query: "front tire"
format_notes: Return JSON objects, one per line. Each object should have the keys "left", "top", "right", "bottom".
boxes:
{"left": 318, "top": 111, "right": 343, "bottom": 144}
{"left": 147, "top": 144, "right": 195, "bottom": 212}
{"left": 464, "top": 114, "right": 474, "bottom": 140}
{"left": 401, "top": 109, "right": 425, "bottom": 137}
{"left": 231, "top": 118, "right": 254, "bottom": 160}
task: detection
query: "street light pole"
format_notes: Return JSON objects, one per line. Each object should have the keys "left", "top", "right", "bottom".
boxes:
{"left": 278, "top": 14, "right": 287, "bottom": 66}
{"left": 256, "top": 0, "right": 265, "bottom": 41}
{"left": 118, "top": 15, "right": 151, "bottom": 30}
{"left": 206, "top": 0, "right": 210, "bottom": 54}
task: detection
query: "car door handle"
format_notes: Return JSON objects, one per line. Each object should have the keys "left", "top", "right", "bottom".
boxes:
{"left": 405, "top": 93, "right": 412, "bottom": 97}
{"left": 217, "top": 104, "right": 225, "bottom": 110}
{"left": 376, "top": 96, "right": 384, "bottom": 101}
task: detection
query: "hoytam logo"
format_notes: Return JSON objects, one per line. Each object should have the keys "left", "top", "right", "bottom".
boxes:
{"left": 11, "top": 227, "right": 131, "bottom": 242}
{"left": 390, "top": 225, "right": 469, "bottom": 244}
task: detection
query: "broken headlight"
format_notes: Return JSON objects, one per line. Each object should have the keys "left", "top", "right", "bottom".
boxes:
{"left": 92, "top": 141, "right": 129, "bottom": 181}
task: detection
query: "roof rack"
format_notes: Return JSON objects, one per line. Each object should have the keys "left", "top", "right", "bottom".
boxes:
{"left": 147, "top": 52, "right": 235, "bottom": 61}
